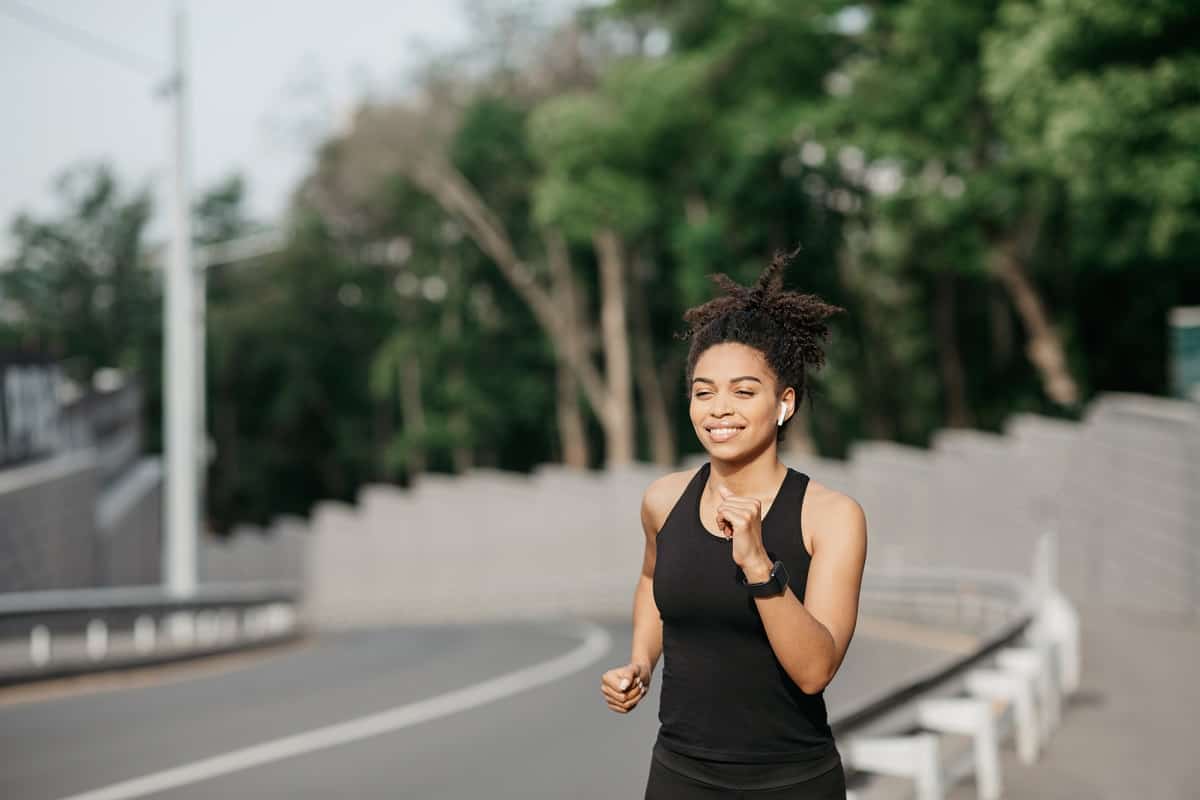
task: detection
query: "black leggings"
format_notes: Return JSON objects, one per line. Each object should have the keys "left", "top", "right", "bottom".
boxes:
{"left": 643, "top": 756, "right": 847, "bottom": 799}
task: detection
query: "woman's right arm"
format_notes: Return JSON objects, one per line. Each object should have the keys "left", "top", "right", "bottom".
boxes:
{"left": 630, "top": 480, "right": 666, "bottom": 680}
{"left": 601, "top": 473, "right": 688, "bottom": 713}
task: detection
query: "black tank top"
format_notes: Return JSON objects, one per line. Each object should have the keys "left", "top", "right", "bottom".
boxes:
{"left": 651, "top": 461, "right": 840, "bottom": 789}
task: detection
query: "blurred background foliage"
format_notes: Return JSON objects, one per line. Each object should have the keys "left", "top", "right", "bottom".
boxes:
{"left": 2, "top": 0, "right": 1196, "bottom": 533}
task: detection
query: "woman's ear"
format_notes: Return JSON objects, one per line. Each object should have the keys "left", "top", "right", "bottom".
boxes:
{"left": 777, "top": 387, "right": 796, "bottom": 426}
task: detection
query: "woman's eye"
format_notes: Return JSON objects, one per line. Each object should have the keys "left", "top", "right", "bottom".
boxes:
{"left": 694, "top": 390, "right": 754, "bottom": 398}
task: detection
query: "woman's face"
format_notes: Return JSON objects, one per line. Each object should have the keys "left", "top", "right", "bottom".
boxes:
{"left": 689, "top": 342, "right": 789, "bottom": 458}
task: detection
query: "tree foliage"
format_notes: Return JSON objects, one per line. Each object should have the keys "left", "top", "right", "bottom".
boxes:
{"left": 2, "top": 0, "right": 1195, "bottom": 531}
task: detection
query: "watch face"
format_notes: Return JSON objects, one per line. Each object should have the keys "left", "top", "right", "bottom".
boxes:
{"left": 748, "top": 561, "right": 787, "bottom": 596}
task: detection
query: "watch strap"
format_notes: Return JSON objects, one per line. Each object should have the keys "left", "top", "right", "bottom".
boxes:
{"left": 738, "top": 557, "right": 788, "bottom": 597}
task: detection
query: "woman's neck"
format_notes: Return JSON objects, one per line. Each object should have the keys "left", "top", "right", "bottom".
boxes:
{"left": 706, "top": 454, "right": 789, "bottom": 502}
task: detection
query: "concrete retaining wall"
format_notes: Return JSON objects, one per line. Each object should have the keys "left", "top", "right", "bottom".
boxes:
{"left": 95, "top": 457, "right": 163, "bottom": 587}
{"left": 301, "top": 392, "right": 1199, "bottom": 628}
{"left": 199, "top": 515, "right": 307, "bottom": 589}
{"left": 0, "top": 451, "right": 99, "bottom": 591}
{"left": 10, "top": 391, "right": 1190, "bottom": 627}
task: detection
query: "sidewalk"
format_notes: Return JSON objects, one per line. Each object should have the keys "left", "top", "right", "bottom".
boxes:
{"left": 947, "top": 600, "right": 1200, "bottom": 799}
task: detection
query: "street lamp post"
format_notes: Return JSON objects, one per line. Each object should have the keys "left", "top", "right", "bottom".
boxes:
{"left": 163, "top": 0, "right": 197, "bottom": 598}
{"left": 160, "top": 2, "right": 285, "bottom": 599}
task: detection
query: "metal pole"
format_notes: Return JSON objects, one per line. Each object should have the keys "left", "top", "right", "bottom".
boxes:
{"left": 164, "top": 0, "right": 197, "bottom": 598}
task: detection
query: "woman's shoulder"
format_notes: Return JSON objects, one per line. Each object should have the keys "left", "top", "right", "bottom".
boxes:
{"left": 800, "top": 476, "right": 868, "bottom": 546}
{"left": 801, "top": 475, "right": 858, "bottom": 507}
{"left": 641, "top": 464, "right": 705, "bottom": 533}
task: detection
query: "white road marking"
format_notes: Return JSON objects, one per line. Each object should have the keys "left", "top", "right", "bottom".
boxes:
{"left": 53, "top": 619, "right": 612, "bottom": 800}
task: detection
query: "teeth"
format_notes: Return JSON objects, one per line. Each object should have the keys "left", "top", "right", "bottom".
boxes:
{"left": 709, "top": 427, "right": 742, "bottom": 439}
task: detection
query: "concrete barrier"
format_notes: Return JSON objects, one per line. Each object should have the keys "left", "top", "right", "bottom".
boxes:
{"left": 0, "top": 450, "right": 99, "bottom": 591}
{"left": 298, "top": 392, "right": 1199, "bottom": 629}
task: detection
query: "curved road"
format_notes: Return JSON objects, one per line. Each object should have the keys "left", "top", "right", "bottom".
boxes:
{"left": 0, "top": 618, "right": 961, "bottom": 799}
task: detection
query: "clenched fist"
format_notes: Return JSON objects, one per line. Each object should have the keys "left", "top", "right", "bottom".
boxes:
{"left": 601, "top": 661, "right": 650, "bottom": 714}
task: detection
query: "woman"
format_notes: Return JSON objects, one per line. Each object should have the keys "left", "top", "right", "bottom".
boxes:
{"left": 600, "top": 250, "right": 868, "bottom": 799}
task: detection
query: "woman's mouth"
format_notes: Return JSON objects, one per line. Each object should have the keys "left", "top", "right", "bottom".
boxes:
{"left": 707, "top": 426, "right": 744, "bottom": 442}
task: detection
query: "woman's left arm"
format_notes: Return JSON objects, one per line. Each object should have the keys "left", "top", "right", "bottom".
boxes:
{"left": 746, "top": 495, "right": 868, "bottom": 694}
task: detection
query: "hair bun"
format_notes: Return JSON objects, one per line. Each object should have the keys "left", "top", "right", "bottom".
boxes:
{"left": 678, "top": 245, "right": 845, "bottom": 375}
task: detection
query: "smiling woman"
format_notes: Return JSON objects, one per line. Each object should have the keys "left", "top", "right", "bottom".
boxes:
{"left": 599, "top": 248, "right": 867, "bottom": 799}
{"left": 678, "top": 248, "right": 845, "bottom": 452}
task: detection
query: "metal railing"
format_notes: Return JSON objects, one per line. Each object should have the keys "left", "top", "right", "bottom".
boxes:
{"left": 832, "top": 532, "right": 1080, "bottom": 800}
{"left": 0, "top": 582, "right": 303, "bottom": 687}
{"left": 833, "top": 568, "right": 1036, "bottom": 740}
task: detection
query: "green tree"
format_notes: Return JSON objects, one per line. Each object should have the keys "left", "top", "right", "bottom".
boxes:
{"left": 589, "top": 0, "right": 867, "bottom": 454}
{"left": 204, "top": 210, "right": 397, "bottom": 530}
{"left": 2, "top": 163, "right": 158, "bottom": 388}
{"left": 984, "top": 0, "right": 1200, "bottom": 394}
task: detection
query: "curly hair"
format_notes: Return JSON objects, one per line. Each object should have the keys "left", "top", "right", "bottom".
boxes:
{"left": 674, "top": 247, "right": 845, "bottom": 443}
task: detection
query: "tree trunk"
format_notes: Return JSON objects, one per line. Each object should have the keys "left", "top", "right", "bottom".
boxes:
{"left": 407, "top": 161, "right": 621, "bottom": 462}
{"left": 592, "top": 228, "right": 636, "bottom": 467}
{"left": 934, "top": 270, "right": 973, "bottom": 427}
{"left": 554, "top": 352, "right": 589, "bottom": 468}
{"left": 989, "top": 238, "right": 1079, "bottom": 407}
{"left": 630, "top": 252, "right": 676, "bottom": 466}
{"left": 544, "top": 231, "right": 590, "bottom": 469}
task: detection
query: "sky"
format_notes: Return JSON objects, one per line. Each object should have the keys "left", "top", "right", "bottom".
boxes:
{"left": 0, "top": 0, "right": 575, "bottom": 257}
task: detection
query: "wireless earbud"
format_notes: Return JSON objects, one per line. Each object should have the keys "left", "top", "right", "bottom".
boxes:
{"left": 778, "top": 402, "right": 787, "bottom": 427}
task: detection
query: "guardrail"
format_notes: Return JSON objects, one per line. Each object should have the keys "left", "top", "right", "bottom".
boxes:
{"left": 0, "top": 582, "right": 304, "bottom": 688}
{"left": 836, "top": 531, "right": 1081, "bottom": 800}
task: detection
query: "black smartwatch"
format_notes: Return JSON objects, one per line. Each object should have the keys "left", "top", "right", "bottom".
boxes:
{"left": 738, "top": 559, "right": 789, "bottom": 597}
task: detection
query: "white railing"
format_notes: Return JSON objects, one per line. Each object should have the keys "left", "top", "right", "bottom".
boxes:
{"left": 838, "top": 531, "right": 1080, "bottom": 800}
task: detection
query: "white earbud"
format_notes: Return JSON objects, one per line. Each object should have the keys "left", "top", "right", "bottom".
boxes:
{"left": 778, "top": 402, "right": 787, "bottom": 427}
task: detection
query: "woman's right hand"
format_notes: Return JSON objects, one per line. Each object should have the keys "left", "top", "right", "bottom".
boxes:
{"left": 601, "top": 662, "right": 650, "bottom": 714}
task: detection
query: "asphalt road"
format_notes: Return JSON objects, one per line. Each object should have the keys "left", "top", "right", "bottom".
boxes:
{"left": 0, "top": 617, "right": 957, "bottom": 800}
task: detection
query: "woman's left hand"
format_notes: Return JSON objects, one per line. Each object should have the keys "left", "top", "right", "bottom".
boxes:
{"left": 716, "top": 485, "right": 772, "bottom": 573}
